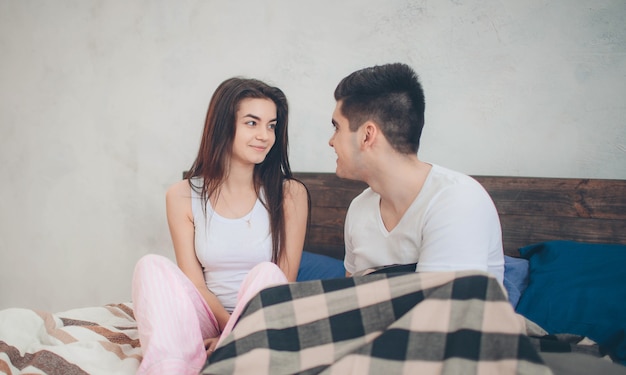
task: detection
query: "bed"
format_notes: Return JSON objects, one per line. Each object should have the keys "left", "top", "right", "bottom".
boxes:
{"left": 1, "top": 173, "right": 625, "bottom": 374}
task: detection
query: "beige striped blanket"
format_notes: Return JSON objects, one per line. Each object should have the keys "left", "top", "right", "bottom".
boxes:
{"left": 0, "top": 303, "right": 141, "bottom": 375}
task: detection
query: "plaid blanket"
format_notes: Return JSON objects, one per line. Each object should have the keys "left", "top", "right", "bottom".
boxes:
{"left": 203, "top": 271, "right": 554, "bottom": 375}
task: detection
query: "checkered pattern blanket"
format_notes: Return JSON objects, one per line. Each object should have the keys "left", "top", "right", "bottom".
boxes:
{"left": 203, "top": 270, "right": 554, "bottom": 375}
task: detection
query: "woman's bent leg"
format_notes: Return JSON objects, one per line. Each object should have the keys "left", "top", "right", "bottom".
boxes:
{"left": 132, "top": 254, "right": 220, "bottom": 375}
{"left": 217, "top": 262, "right": 288, "bottom": 346}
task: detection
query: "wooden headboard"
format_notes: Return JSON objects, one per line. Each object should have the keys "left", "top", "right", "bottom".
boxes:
{"left": 294, "top": 172, "right": 626, "bottom": 259}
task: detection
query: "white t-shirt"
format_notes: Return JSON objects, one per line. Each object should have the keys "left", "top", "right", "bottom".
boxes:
{"left": 344, "top": 164, "right": 504, "bottom": 284}
{"left": 190, "top": 180, "right": 272, "bottom": 312}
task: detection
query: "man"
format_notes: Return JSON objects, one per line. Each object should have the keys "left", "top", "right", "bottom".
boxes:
{"left": 329, "top": 63, "right": 504, "bottom": 283}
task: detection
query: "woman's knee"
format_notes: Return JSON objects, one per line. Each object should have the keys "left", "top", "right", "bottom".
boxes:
{"left": 247, "top": 262, "right": 285, "bottom": 281}
{"left": 244, "top": 262, "right": 288, "bottom": 288}
{"left": 251, "top": 261, "right": 281, "bottom": 273}
{"left": 132, "top": 254, "right": 176, "bottom": 284}
{"left": 135, "top": 254, "right": 169, "bottom": 271}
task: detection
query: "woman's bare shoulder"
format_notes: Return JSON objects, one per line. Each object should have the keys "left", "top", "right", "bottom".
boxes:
{"left": 284, "top": 178, "right": 307, "bottom": 196}
{"left": 166, "top": 179, "right": 192, "bottom": 201}
{"left": 283, "top": 178, "right": 309, "bottom": 205}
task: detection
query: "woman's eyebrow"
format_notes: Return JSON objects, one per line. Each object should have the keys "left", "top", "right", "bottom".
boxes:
{"left": 243, "top": 113, "right": 277, "bottom": 122}
{"left": 243, "top": 113, "right": 261, "bottom": 120}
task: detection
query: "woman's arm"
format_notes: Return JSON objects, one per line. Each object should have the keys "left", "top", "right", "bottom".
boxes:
{"left": 165, "top": 180, "right": 231, "bottom": 331}
{"left": 278, "top": 179, "right": 309, "bottom": 281}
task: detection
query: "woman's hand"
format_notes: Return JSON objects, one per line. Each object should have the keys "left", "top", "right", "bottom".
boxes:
{"left": 204, "top": 337, "right": 219, "bottom": 357}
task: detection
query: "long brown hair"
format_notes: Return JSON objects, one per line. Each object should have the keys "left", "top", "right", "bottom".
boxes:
{"left": 184, "top": 77, "right": 294, "bottom": 263}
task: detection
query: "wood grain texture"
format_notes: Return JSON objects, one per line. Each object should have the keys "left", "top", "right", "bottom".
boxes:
{"left": 294, "top": 172, "right": 626, "bottom": 259}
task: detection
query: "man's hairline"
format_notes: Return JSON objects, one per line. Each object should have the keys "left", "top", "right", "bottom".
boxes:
{"left": 336, "top": 99, "right": 374, "bottom": 133}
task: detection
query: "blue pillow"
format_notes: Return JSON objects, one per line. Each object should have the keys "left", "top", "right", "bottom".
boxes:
{"left": 503, "top": 255, "right": 529, "bottom": 308}
{"left": 297, "top": 251, "right": 345, "bottom": 281}
{"left": 298, "top": 252, "right": 531, "bottom": 306}
{"left": 515, "top": 240, "right": 626, "bottom": 364}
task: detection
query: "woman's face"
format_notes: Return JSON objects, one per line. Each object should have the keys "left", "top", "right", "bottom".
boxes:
{"left": 231, "top": 98, "right": 277, "bottom": 167}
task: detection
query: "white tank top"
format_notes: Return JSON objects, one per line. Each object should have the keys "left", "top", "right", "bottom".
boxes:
{"left": 190, "top": 179, "right": 272, "bottom": 312}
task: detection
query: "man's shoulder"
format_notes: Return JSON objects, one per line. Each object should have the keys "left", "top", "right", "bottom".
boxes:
{"left": 427, "top": 165, "right": 483, "bottom": 190}
{"left": 420, "top": 165, "right": 492, "bottom": 204}
{"left": 350, "top": 186, "right": 377, "bottom": 204}
{"left": 420, "top": 168, "right": 499, "bottom": 220}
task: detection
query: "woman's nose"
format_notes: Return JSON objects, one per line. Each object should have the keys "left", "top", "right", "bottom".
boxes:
{"left": 257, "top": 126, "right": 269, "bottom": 140}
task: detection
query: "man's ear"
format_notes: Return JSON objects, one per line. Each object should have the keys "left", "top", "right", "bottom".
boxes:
{"left": 360, "top": 121, "right": 378, "bottom": 149}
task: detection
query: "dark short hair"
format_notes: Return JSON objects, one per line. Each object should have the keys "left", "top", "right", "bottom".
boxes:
{"left": 334, "top": 63, "right": 425, "bottom": 154}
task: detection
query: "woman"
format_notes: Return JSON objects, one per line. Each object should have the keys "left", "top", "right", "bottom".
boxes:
{"left": 131, "top": 77, "right": 309, "bottom": 375}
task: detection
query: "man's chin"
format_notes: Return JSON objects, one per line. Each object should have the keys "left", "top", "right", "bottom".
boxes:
{"left": 334, "top": 167, "right": 366, "bottom": 183}
{"left": 334, "top": 168, "right": 354, "bottom": 181}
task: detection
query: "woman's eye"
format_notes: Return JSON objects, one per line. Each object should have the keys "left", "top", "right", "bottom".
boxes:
{"left": 246, "top": 121, "right": 256, "bottom": 126}
{"left": 268, "top": 123, "right": 277, "bottom": 130}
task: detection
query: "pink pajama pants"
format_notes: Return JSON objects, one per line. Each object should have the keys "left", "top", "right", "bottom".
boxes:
{"left": 131, "top": 254, "right": 288, "bottom": 375}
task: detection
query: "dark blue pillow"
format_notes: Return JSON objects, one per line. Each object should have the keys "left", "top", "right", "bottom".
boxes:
{"left": 515, "top": 240, "right": 626, "bottom": 364}
{"left": 296, "top": 251, "right": 345, "bottom": 281}
{"left": 503, "top": 255, "right": 529, "bottom": 308}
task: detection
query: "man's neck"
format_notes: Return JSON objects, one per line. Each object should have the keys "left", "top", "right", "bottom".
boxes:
{"left": 366, "top": 155, "right": 432, "bottom": 231}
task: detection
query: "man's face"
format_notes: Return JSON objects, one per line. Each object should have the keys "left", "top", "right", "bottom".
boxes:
{"left": 329, "top": 101, "right": 360, "bottom": 179}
